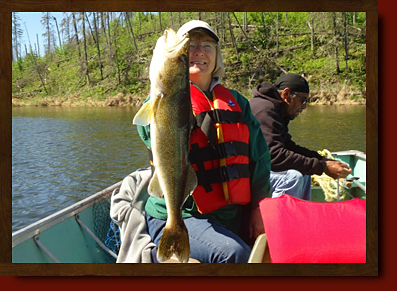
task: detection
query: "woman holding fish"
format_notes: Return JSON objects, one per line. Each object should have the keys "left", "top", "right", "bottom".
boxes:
{"left": 133, "top": 20, "right": 272, "bottom": 263}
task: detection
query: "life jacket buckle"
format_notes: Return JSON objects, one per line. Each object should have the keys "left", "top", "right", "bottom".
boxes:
{"left": 220, "top": 164, "right": 240, "bottom": 182}
{"left": 217, "top": 141, "right": 238, "bottom": 159}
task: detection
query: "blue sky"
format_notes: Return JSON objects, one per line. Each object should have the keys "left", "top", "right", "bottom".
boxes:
{"left": 15, "top": 12, "right": 144, "bottom": 58}
{"left": 16, "top": 12, "right": 65, "bottom": 57}
{"left": 15, "top": 12, "right": 129, "bottom": 57}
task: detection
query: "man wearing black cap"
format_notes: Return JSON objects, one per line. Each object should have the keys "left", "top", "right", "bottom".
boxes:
{"left": 250, "top": 73, "right": 351, "bottom": 200}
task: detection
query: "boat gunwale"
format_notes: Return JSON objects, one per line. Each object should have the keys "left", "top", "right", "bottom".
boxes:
{"left": 331, "top": 150, "right": 366, "bottom": 160}
{"left": 311, "top": 150, "right": 366, "bottom": 190}
{"left": 12, "top": 151, "right": 366, "bottom": 249}
{"left": 12, "top": 181, "right": 122, "bottom": 248}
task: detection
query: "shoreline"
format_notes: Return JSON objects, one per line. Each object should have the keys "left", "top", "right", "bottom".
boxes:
{"left": 12, "top": 91, "right": 366, "bottom": 107}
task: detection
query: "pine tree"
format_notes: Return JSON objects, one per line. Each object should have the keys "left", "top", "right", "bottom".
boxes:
{"left": 12, "top": 12, "right": 23, "bottom": 61}
{"left": 41, "top": 12, "right": 56, "bottom": 57}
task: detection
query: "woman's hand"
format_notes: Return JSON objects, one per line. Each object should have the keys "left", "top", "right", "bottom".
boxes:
{"left": 249, "top": 208, "right": 265, "bottom": 240}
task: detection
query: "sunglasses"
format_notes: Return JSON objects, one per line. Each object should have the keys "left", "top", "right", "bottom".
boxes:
{"left": 292, "top": 93, "right": 308, "bottom": 105}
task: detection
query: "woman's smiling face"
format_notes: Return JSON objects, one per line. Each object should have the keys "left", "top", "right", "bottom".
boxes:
{"left": 188, "top": 31, "right": 217, "bottom": 87}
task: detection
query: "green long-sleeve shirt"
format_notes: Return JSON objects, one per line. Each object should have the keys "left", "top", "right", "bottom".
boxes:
{"left": 136, "top": 85, "right": 272, "bottom": 234}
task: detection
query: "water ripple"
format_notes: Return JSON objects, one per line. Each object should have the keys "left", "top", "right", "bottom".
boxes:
{"left": 12, "top": 105, "right": 366, "bottom": 232}
{"left": 12, "top": 107, "right": 147, "bottom": 232}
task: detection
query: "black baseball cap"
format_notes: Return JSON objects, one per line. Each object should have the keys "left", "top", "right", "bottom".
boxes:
{"left": 275, "top": 73, "right": 310, "bottom": 93}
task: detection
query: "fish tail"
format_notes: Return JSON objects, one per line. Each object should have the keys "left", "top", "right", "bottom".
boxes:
{"left": 157, "top": 221, "right": 190, "bottom": 263}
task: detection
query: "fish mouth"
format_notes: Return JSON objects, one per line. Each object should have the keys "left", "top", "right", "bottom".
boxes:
{"left": 164, "top": 29, "right": 190, "bottom": 58}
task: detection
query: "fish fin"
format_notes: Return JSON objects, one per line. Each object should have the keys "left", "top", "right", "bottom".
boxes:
{"left": 157, "top": 221, "right": 190, "bottom": 263}
{"left": 132, "top": 101, "right": 153, "bottom": 126}
{"left": 186, "top": 164, "right": 198, "bottom": 197}
{"left": 148, "top": 171, "right": 164, "bottom": 199}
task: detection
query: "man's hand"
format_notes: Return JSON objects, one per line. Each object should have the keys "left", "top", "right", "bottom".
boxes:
{"left": 324, "top": 160, "right": 352, "bottom": 179}
{"left": 249, "top": 208, "right": 265, "bottom": 240}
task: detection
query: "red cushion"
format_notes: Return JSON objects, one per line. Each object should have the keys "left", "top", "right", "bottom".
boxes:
{"left": 259, "top": 195, "right": 366, "bottom": 263}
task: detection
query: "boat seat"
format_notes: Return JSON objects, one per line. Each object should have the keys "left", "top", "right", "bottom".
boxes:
{"left": 248, "top": 194, "right": 366, "bottom": 263}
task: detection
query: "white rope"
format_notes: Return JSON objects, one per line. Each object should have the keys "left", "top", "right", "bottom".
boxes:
{"left": 311, "top": 149, "right": 349, "bottom": 202}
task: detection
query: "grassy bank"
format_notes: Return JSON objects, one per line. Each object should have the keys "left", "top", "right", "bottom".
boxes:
{"left": 12, "top": 92, "right": 144, "bottom": 107}
{"left": 13, "top": 12, "right": 366, "bottom": 108}
{"left": 12, "top": 83, "right": 366, "bottom": 107}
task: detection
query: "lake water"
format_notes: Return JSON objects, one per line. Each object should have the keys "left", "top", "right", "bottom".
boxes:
{"left": 12, "top": 105, "right": 366, "bottom": 232}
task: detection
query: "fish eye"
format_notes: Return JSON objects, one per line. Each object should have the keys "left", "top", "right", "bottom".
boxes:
{"left": 178, "top": 54, "right": 188, "bottom": 64}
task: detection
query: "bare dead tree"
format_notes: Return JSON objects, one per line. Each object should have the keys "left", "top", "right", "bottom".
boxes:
{"left": 52, "top": 16, "right": 62, "bottom": 49}
{"left": 125, "top": 12, "right": 140, "bottom": 59}
{"left": 333, "top": 12, "right": 340, "bottom": 74}
{"left": 81, "top": 12, "right": 91, "bottom": 86}
{"left": 110, "top": 14, "right": 122, "bottom": 85}
{"left": 221, "top": 13, "right": 226, "bottom": 43}
{"left": 24, "top": 22, "right": 48, "bottom": 94}
{"left": 36, "top": 34, "right": 40, "bottom": 56}
{"left": 72, "top": 13, "right": 81, "bottom": 59}
{"left": 12, "top": 12, "right": 23, "bottom": 60}
{"left": 100, "top": 12, "right": 109, "bottom": 46}
{"left": 243, "top": 12, "right": 248, "bottom": 32}
{"left": 93, "top": 12, "right": 103, "bottom": 80}
{"left": 84, "top": 13, "right": 97, "bottom": 46}
{"left": 261, "top": 12, "right": 268, "bottom": 48}
{"left": 138, "top": 12, "right": 142, "bottom": 29}
{"left": 276, "top": 12, "right": 279, "bottom": 54}
{"left": 344, "top": 12, "right": 349, "bottom": 72}
{"left": 46, "top": 12, "right": 51, "bottom": 55}
{"left": 309, "top": 13, "right": 314, "bottom": 54}
{"left": 227, "top": 13, "right": 239, "bottom": 62}
{"left": 231, "top": 12, "right": 259, "bottom": 52}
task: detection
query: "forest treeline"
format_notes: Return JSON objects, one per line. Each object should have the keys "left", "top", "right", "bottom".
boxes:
{"left": 12, "top": 12, "right": 367, "bottom": 106}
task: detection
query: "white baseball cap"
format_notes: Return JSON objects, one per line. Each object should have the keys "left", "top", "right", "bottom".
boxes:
{"left": 177, "top": 20, "right": 219, "bottom": 42}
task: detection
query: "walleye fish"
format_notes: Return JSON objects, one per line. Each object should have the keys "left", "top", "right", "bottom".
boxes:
{"left": 133, "top": 28, "right": 197, "bottom": 263}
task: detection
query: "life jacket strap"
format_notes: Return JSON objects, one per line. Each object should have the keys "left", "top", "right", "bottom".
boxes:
{"left": 195, "top": 164, "right": 251, "bottom": 192}
{"left": 189, "top": 141, "right": 249, "bottom": 163}
{"left": 195, "top": 109, "right": 246, "bottom": 126}
{"left": 195, "top": 110, "right": 246, "bottom": 147}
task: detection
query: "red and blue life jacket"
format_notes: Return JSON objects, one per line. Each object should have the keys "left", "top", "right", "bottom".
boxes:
{"left": 188, "top": 84, "right": 251, "bottom": 213}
